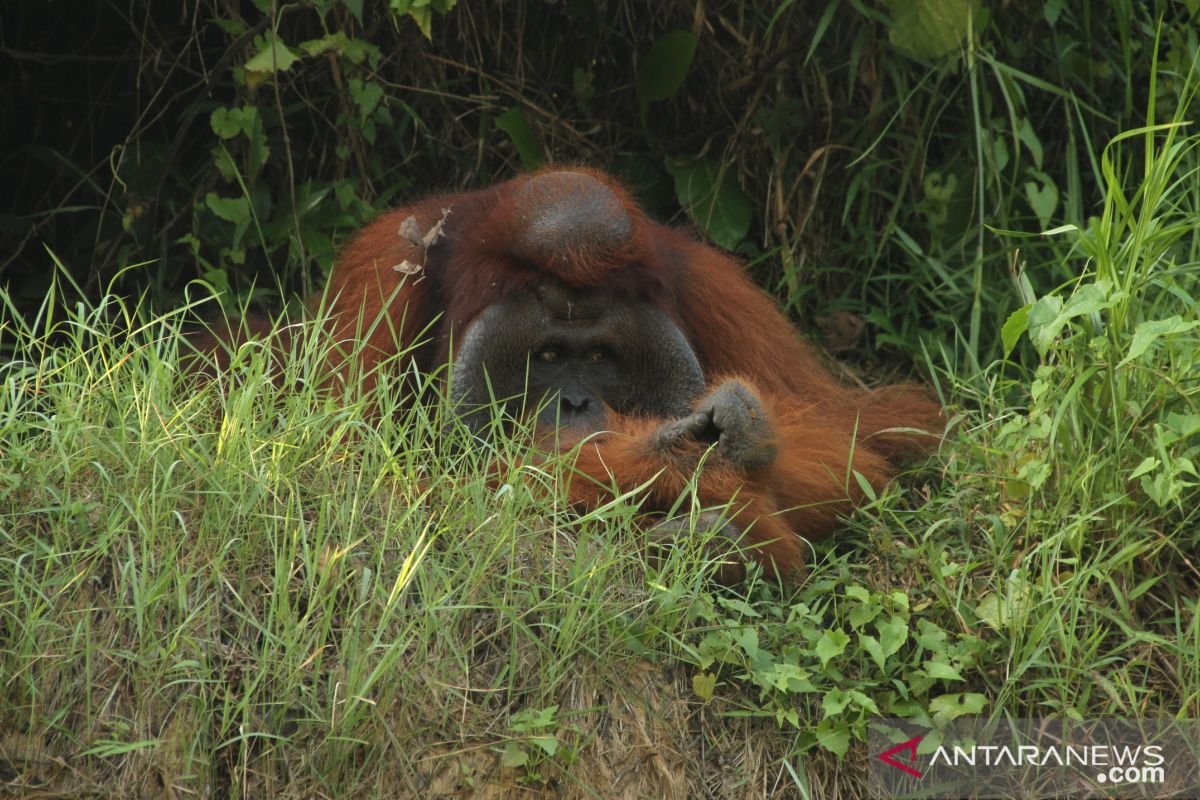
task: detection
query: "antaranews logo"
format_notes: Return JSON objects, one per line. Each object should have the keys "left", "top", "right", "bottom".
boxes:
{"left": 866, "top": 718, "right": 1200, "bottom": 799}
{"left": 878, "top": 735, "right": 923, "bottom": 779}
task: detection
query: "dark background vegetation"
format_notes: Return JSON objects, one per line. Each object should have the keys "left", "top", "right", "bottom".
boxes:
{"left": 5, "top": 0, "right": 1193, "bottom": 374}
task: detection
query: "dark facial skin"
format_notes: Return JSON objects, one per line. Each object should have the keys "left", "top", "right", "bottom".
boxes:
{"left": 450, "top": 279, "right": 706, "bottom": 433}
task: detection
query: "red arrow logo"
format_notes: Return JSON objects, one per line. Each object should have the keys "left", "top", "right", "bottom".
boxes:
{"left": 879, "top": 735, "right": 923, "bottom": 778}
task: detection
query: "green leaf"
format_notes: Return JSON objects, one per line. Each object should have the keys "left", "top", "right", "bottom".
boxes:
{"left": 815, "top": 718, "right": 851, "bottom": 756}
{"left": 500, "top": 741, "right": 528, "bottom": 768}
{"left": 848, "top": 600, "right": 882, "bottom": 629}
{"left": 929, "top": 692, "right": 987, "bottom": 722}
{"left": 1024, "top": 170, "right": 1058, "bottom": 229}
{"left": 205, "top": 193, "right": 249, "bottom": 224}
{"left": 494, "top": 108, "right": 543, "bottom": 170}
{"left": 349, "top": 78, "right": 384, "bottom": 121}
{"left": 664, "top": 158, "right": 751, "bottom": 250}
{"left": 529, "top": 736, "right": 559, "bottom": 757}
{"left": 81, "top": 738, "right": 163, "bottom": 758}
{"left": 852, "top": 469, "right": 877, "bottom": 501}
{"left": 1129, "top": 457, "right": 1159, "bottom": 481}
{"left": 883, "top": 0, "right": 985, "bottom": 61}
{"left": 848, "top": 690, "right": 880, "bottom": 715}
{"left": 1026, "top": 282, "right": 1115, "bottom": 357}
{"left": 876, "top": 616, "right": 909, "bottom": 659}
{"left": 1001, "top": 304, "right": 1031, "bottom": 356}
{"left": 343, "top": 0, "right": 364, "bottom": 23}
{"left": 300, "top": 31, "right": 349, "bottom": 58}
{"left": 974, "top": 575, "right": 1033, "bottom": 631}
{"left": 1025, "top": 304, "right": 1062, "bottom": 348}
{"left": 244, "top": 36, "right": 300, "bottom": 75}
{"left": 1167, "top": 413, "right": 1200, "bottom": 439}
{"left": 509, "top": 705, "right": 557, "bottom": 731}
{"left": 1016, "top": 117, "right": 1044, "bottom": 170}
{"left": 922, "top": 660, "right": 964, "bottom": 681}
{"left": 860, "top": 633, "right": 885, "bottom": 671}
{"left": 822, "top": 688, "right": 850, "bottom": 717}
{"left": 392, "top": 0, "right": 456, "bottom": 39}
{"left": 734, "top": 627, "right": 761, "bottom": 661}
{"left": 692, "top": 671, "right": 717, "bottom": 701}
{"left": 1120, "top": 316, "right": 1200, "bottom": 365}
{"left": 637, "top": 30, "right": 698, "bottom": 108}
{"left": 210, "top": 108, "right": 243, "bottom": 139}
{"left": 815, "top": 629, "right": 850, "bottom": 667}
{"left": 845, "top": 585, "right": 870, "bottom": 603}
{"left": 1060, "top": 280, "right": 1113, "bottom": 318}
{"left": 716, "top": 595, "right": 762, "bottom": 618}
{"left": 915, "top": 619, "right": 949, "bottom": 652}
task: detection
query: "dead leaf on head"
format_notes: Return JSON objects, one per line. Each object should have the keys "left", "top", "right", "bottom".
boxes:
{"left": 398, "top": 216, "right": 423, "bottom": 247}
{"left": 421, "top": 208, "right": 451, "bottom": 248}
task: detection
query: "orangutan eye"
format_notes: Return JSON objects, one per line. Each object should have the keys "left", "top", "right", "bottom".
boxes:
{"left": 587, "top": 349, "right": 606, "bottom": 363}
{"left": 537, "top": 348, "right": 560, "bottom": 363}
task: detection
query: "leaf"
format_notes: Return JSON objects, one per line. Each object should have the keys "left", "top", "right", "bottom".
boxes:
{"left": 815, "top": 629, "right": 850, "bottom": 667}
{"left": 422, "top": 208, "right": 451, "bottom": 248}
{"left": 509, "top": 705, "right": 557, "bottom": 731}
{"left": 244, "top": 36, "right": 300, "bottom": 75}
{"left": 1120, "top": 316, "right": 1200, "bottom": 365}
{"left": 205, "top": 193, "right": 249, "bottom": 224}
{"left": 822, "top": 688, "right": 850, "bottom": 717}
{"left": 1043, "top": 0, "right": 1064, "bottom": 25}
{"left": 349, "top": 78, "right": 384, "bottom": 121}
{"left": 815, "top": 718, "right": 851, "bottom": 756}
{"left": 343, "top": 0, "right": 364, "bottom": 23}
{"left": 637, "top": 31, "right": 698, "bottom": 108}
{"left": 860, "top": 633, "right": 885, "bottom": 671}
{"left": 399, "top": 216, "right": 424, "bottom": 246}
{"left": 1129, "top": 457, "right": 1160, "bottom": 481}
{"left": 494, "top": 108, "right": 543, "bottom": 170}
{"left": 883, "top": 0, "right": 985, "bottom": 61}
{"left": 1024, "top": 170, "right": 1058, "bottom": 229}
{"left": 974, "top": 575, "right": 1033, "bottom": 630}
{"left": 529, "top": 735, "right": 559, "bottom": 757}
{"left": 210, "top": 108, "right": 243, "bottom": 139}
{"left": 845, "top": 585, "right": 871, "bottom": 603}
{"left": 500, "top": 741, "right": 528, "bottom": 768}
{"left": 922, "top": 660, "right": 964, "bottom": 681}
{"left": 915, "top": 619, "right": 949, "bottom": 652}
{"left": 81, "top": 738, "right": 163, "bottom": 758}
{"left": 876, "top": 616, "right": 909, "bottom": 659}
{"left": 1001, "top": 304, "right": 1031, "bottom": 356}
{"left": 300, "top": 31, "right": 349, "bottom": 57}
{"left": 929, "top": 692, "right": 987, "bottom": 722}
{"left": 1167, "top": 413, "right": 1200, "bottom": 439}
{"left": 852, "top": 469, "right": 877, "bottom": 501}
{"left": 848, "top": 689, "right": 881, "bottom": 715}
{"left": 1060, "top": 280, "right": 1113, "bottom": 317}
{"left": 1016, "top": 118, "right": 1044, "bottom": 170}
{"left": 849, "top": 600, "right": 882, "bottom": 629}
{"left": 692, "top": 671, "right": 717, "bottom": 701}
{"left": 1025, "top": 281, "right": 1116, "bottom": 357}
{"left": 664, "top": 158, "right": 752, "bottom": 250}
{"left": 716, "top": 595, "right": 762, "bottom": 617}
{"left": 391, "top": 0, "right": 458, "bottom": 39}
{"left": 734, "top": 627, "right": 761, "bottom": 661}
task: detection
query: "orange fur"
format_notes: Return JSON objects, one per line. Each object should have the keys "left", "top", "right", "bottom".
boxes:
{"left": 318, "top": 168, "right": 943, "bottom": 577}
{"left": 556, "top": 377, "right": 916, "bottom": 579}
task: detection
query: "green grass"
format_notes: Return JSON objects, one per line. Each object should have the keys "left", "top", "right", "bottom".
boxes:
{"left": 3, "top": 102, "right": 1200, "bottom": 800}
